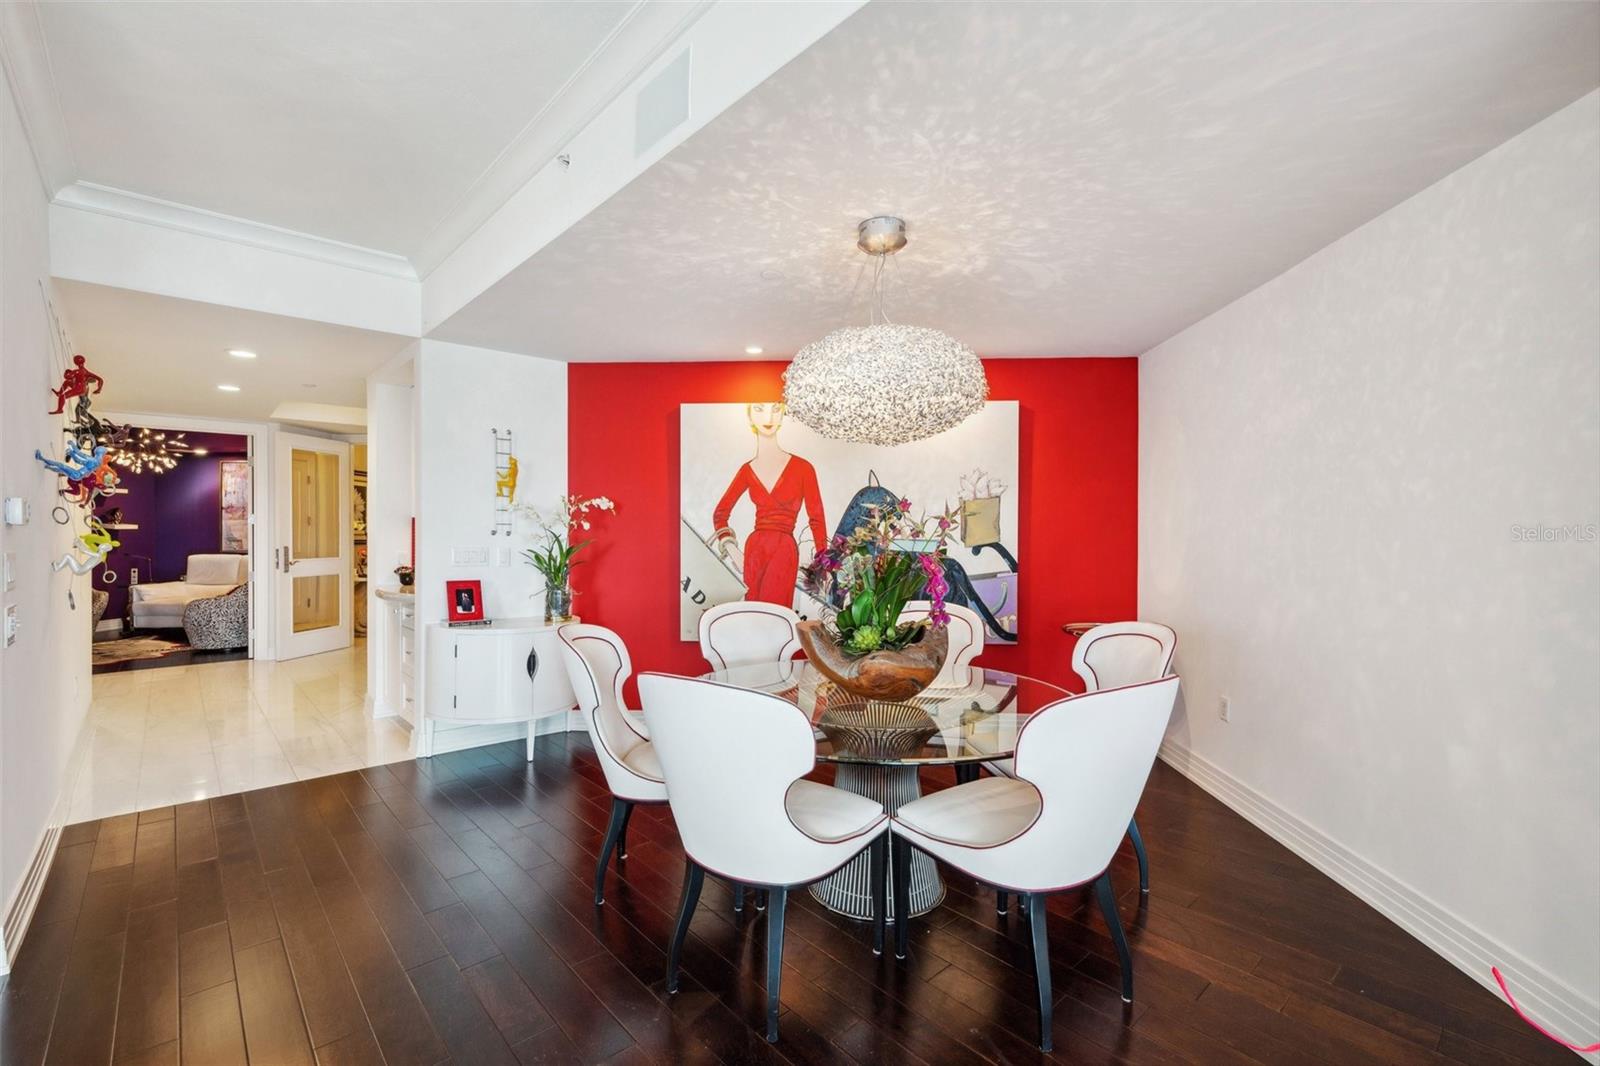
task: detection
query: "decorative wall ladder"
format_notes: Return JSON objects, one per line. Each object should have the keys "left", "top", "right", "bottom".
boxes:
{"left": 491, "top": 428, "right": 514, "bottom": 536}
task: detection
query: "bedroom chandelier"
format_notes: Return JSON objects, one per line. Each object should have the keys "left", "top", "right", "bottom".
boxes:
{"left": 105, "top": 426, "right": 190, "bottom": 474}
{"left": 783, "top": 216, "right": 987, "bottom": 447}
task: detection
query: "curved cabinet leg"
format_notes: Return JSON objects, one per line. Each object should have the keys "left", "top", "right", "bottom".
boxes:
{"left": 733, "top": 884, "right": 744, "bottom": 914}
{"left": 1027, "top": 892, "right": 1053, "bottom": 1052}
{"left": 756, "top": 888, "right": 768, "bottom": 912}
{"left": 667, "top": 861, "right": 704, "bottom": 994}
{"left": 996, "top": 890, "right": 1008, "bottom": 916}
{"left": 1094, "top": 872, "right": 1134, "bottom": 1003}
{"left": 765, "top": 887, "right": 789, "bottom": 1042}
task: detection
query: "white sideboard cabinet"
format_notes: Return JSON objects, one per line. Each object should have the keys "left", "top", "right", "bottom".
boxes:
{"left": 420, "top": 617, "right": 576, "bottom": 759}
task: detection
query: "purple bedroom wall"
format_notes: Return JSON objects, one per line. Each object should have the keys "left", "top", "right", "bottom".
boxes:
{"left": 93, "top": 431, "right": 249, "bottom": 623}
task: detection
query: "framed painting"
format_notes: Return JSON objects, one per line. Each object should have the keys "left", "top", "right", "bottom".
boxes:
{"left": 679, "top": 401, "right": 1019, "bottom": 643}
{"left": 219, "top": 459, "right": 251, "bottom": 553}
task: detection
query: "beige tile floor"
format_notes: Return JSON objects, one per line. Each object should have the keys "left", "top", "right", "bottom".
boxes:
{"left": 69, "top": 641, "right": 412, "bottom": 822}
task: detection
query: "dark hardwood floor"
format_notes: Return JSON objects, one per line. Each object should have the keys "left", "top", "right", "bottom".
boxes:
{"left": 0, "top": 732, "right": 1571, "bottom": 1066}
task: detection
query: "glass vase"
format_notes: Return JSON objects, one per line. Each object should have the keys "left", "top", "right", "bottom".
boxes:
{"left": 544, "top": 582, "right": 574, "bottom": 623}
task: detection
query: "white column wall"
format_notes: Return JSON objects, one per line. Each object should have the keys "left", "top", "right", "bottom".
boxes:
{"left": 412, "top": 340, "right": 566, "bottom": 749}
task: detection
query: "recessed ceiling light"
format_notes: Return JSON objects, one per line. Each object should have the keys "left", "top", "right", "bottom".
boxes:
{"left": 745, "top": 346, "right": 764, "bottom": 355}
{"left": 217, "top": 384, "right": 240, "bottom": 392}
{"left": 226, "top": 349, "right": 257, "bottom": 359}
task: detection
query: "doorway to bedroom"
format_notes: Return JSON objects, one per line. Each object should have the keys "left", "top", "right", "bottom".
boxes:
{"left": 90, "top": 426, "right": 253, "bottom": 673}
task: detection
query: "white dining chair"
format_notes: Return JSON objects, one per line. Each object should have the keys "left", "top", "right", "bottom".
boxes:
{"left": 900, "top": 602, "right": 987, "bottom": 783}
{"left": 987, "top": 620, "right": 1176, "bottom": 899}
{"left": 890, "top": 675, "right": 1180, "bottom": 1052}
{"left": 639, "top": 672, "right": 890, "bottom": 1044}
{"left": 556, "top": 624, "right": 666, "bottom": 906}
{"left": 698, "top": 601, "right": 802, "bottom": 672}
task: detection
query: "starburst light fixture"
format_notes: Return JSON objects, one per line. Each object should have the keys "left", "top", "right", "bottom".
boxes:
{"left": 783, "top": 217, "right": 987, "bottom": 446}
{"left": 105, "top": 426, "right": 191, "bottom": 474}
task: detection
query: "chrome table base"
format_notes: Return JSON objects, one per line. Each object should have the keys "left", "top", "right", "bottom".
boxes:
{"left": 810, "top": 763, "right": 944, "bottom": 921}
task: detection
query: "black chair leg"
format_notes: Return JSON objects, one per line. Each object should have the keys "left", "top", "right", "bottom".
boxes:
{"left": 616, "top": 802, "right": 635, "bottom": 863}
{"left": 954, "top": 763, "right": 978, "bottom": 785}
{"left": 1094, "top": 872, "right": 1134, "bottom": 1003}
{"left": 666, "top": 860, "right": 704, "bottom": 993}
{"left": 756, "top": 889, "right": 768, "bottom": 912}
{"left": 1027, "top": 892, "right": 1053, "bottom": 1052}
{"left": 869, "top": 835, "right": 887, "bottom": 956}
{"left": 892, "top": 834, "right": 911, "bottom": 959}
{"left": 595, "top": 798, "right": 630, "bottom": 904}
{"left": 1128, "top": 817, "right": 1149, "bottom": 894}
{"left": 764, "top": 886, "right": 789, "bottom": 1042}
{"left": 996, "top": 890, "right": 1008, "bottom": 916}
{"left": 1018, "top": 892, "right": 1031, "bottom": 920}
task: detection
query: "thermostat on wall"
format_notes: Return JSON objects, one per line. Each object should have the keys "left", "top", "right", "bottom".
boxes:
{"left": 3, "top": 498, "right": 28, "bottom": 525}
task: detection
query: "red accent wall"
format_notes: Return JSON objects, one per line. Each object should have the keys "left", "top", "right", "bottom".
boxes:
{"left": 567, "top": 358, "right": 1137, "bottom": 696}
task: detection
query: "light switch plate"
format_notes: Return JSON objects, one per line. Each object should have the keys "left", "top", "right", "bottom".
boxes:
{"left": 451, "top": 547, "right": 488, "bottom": 566}
{"left": 497, "top": 547, "right": 512, "bottom": 566}
{"left": 3, "top": 552, "right": 14, "bottom": 592}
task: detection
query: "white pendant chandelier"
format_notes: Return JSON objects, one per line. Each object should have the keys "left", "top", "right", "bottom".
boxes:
{"left": 784, "top": 217, "right": 987, "bottom": 447}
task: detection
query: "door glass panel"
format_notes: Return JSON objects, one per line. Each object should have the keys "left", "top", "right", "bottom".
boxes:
{"left": 292, "top": 449, "right": 341, "bottom": 561}
{"left": 293, "top": 574, "right": 340, "bottom": 632}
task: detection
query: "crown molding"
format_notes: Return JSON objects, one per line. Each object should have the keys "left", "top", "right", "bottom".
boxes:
{"left": 0, "top": 0, "right": 77, "bottom": 197}
{"left": 53, "top": 182, "right": 419, "bottom": 280}
{"left": 412, "top": 0, "right": 715, "bottom": 276}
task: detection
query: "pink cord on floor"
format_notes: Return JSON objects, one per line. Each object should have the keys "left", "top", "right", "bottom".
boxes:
{"left": 1492, "top": 967, "right": 1600, "bottom": 1053}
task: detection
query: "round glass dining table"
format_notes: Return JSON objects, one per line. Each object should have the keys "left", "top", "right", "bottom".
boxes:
{"left": 699, "top": 660, "right": 1071, "bottom": 921}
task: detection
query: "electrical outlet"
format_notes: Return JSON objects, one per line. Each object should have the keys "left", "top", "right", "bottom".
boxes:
{"left": 5, "top": 605, "right": 18, "bottom": 647}
{"left": 130, "top": 567, "right": 139, "bottom": 584}
{"left": 1218, "top": 695, "right": 1231, "bottom": 722}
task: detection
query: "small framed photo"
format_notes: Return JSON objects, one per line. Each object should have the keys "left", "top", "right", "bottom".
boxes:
{"left": 446, "top": 579, "right": 485, "bottom": 624}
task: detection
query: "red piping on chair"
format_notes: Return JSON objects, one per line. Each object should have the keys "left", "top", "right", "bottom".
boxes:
{"left": 701, "top": 605, "right": 801, "bottom": 672}
{"left": 558, "top": 626, "right": 659, "bottom": 786}
{"left": 1077, "top": 628, "right": 1173, "bottom": 692}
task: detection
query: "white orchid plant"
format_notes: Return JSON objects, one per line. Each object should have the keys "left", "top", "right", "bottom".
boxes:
{"left": 518, "top": 494, "right": 616, "bottom": 589}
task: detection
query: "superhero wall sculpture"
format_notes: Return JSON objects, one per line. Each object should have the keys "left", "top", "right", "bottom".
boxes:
{"left": 37, "top": 353, "right": 129, "bottom": 581}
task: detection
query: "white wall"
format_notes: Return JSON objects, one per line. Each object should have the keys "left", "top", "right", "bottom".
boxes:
{"left": 0, "top": 67, "right": 92, "bottom": 970}
{"left": 1140, "top": 91, "right": 1600, "bottom": 1037}
{"left": 364, "top": 351, "right": 417, "bottom": 695}
{"left": 413, "top": 340, "right": 566, "bottom": 747}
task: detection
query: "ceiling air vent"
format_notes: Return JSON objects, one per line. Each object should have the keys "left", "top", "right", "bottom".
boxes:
{"left": 635, "top": 48, "right": 691, "bottom": 158}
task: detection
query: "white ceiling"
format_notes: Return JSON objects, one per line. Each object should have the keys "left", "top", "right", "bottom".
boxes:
{"left": 52, "top": 280, "right": 412, "bottom": 423}
{"left": 32, "top": 1, "right": 640, "bottom": 262}
{"left": 433, "top": 1, "right": 1600, "bottom": 360}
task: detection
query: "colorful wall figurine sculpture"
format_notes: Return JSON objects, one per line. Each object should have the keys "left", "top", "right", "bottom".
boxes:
{"left": 36, "top": 352, "right": 126, "bottom": 591}
{"left": 49, "top": 354, "right": 104, "bottom": 415}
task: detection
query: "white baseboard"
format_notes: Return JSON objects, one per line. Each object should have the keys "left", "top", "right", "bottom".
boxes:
{"left": 1158, "top": 741, "right": 1599, "bottom": 1058}
{"left": 95, "top": 619, "right": 123, "bottom": 635}
{"left": 1, "top": 700, "right": 95, "bottom": 974}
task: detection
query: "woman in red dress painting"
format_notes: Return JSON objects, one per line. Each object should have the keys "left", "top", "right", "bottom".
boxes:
{"left": 712, "top": 402, "right": 827, "bottom": 606}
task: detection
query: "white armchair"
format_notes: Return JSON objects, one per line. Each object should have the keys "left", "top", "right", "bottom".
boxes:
{"left": 988, "top": 620, "right": 1176, "bottom": 897}
{"left": 890, "top": 675, "right": 1180, "bottom": 1051}
{"left": 639, "top": 672, "right": 890, "bottom": 1044}
{"left": 556, "top": 624, "right": 666, "bottom": 905}
{"left": 697, "top": 601, "right": 801, "bottom": 672}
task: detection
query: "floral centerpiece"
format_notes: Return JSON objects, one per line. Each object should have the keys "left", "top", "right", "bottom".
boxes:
{"left": 519, "top": 494, "right": 615, "bottom": 622}
{"left": 797, "top": 498, "right": 957, "bottom": 701}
